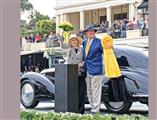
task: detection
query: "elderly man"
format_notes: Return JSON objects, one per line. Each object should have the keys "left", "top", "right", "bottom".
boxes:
{"left": 83, "top": 24, "right": 112, "bottom": 113}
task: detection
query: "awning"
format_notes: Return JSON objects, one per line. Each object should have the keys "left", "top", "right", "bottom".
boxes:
{"left": 138, "top": 0, "right": 148, "bottom": 9}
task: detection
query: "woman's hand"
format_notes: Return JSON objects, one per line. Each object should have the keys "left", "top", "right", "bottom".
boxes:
{"left": 78, "top": 62, "right": 84, "bottom": 68}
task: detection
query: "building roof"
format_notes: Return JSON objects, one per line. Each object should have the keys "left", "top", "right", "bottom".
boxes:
{"left": 55, "top": 0, "right": 133, "bottom": 14}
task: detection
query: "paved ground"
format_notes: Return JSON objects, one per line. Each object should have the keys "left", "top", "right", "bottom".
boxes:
{"left": 21, "top": 101, "right": 148, "bottom": 116}
{"left": 96, "top": 34, "right": 148, "bottom": 48}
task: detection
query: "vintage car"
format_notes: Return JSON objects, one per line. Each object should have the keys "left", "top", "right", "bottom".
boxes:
{"left": 20, "top": 45, "right": 148, "bottom": 113}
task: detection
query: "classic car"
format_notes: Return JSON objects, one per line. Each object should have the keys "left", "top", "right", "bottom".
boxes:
{"left": 20, "top": 45, "right": 148, "bottom": 113}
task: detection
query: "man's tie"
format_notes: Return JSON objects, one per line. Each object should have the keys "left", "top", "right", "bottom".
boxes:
{"left": 86, "top": 40, "right": 90, "bottom": 56}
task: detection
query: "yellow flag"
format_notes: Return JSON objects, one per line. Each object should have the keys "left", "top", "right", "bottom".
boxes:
{"left": 63, "top": 32, "right": 70, "bottom": 44}
{"left": 101, "top": 35, "right": 121, "bottom": 78}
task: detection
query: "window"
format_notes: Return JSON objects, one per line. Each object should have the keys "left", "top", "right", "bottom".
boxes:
{"left": 114, "top": 48, "right": 148, "bottom": 68}
{"left": 100, "top": 16, "right": 107, "bottom": 24}
{"left": 114, "top": 13, "right": 128, "bottom": 20}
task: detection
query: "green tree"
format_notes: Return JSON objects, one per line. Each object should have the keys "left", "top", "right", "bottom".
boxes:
{"left": 28, "top": 11, "right": 50, "bottom": 29}
{"left": 21, "top": 0, "right": 33, "bottom": 14}
{"left": 34, "top": 19, "right": 56, "bottom": 37}
{"left": 20, "top": 27, "right": 29, "bottom": 37}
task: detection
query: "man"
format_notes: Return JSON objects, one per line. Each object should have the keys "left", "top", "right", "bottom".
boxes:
{"left": 83, "top": 24, "right": 112, "bottom": 113}
{"left": 30, "top": 33, "right": 35, "bottom": 43}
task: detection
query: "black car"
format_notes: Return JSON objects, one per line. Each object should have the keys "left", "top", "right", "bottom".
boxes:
{"left": 20, "top": 45, "right": 148, "bottom": 113}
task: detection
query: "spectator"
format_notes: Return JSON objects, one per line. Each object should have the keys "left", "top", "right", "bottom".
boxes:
{"left": 56, "top": 33, "right": 61, "bottom": 41}
{"left": 113, "top": 20, "right": 121, "bottom": 38}
{"left": 142, "top": 15, "right": 149, "bottom": 36}
{"left": 53, "top": 33, "right": 60, "bottom": 47}
{"left": 35, "top": 33, "right": 41, "bottom": 43}
{"left": 127, "top": 20, "right": 134, "bottom": 30}
{"left": 107, "top": 27, "right": 114, "bottom": 38}
{"left": 48, "top": 32, "right": 54, "bottom": 39}
{"left": 25, "top": 34, "right": 31, "bottom": 42}
{"left": 120, "top": 20, "right": 126, "bottom": 38}
{"left": 132, "top": 17, "right": 137, "bottom": 29}
{"left": 144, "top": 15, "right": 149, "bottom": 29}
{"left": 46, "top": 32, "right": 55, "bottom": 47}
{"left": 136, "top": 20, "right": 141, "bottom": 29}
{"left": 30, "top": 33, "right": 35, "bottom": 43}
{"left": 139, "top": 18, "right": 145, "bottom": 29}
{"left": 43, "top": 34, "right": 48, "bottom": 42}
{"left": 100, "top": 21, "right": 107, "bottom": 33}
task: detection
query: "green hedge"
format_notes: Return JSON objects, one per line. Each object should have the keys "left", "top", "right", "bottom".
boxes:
{"left": 20, "top": 110, "right": 148, "bottom": 120}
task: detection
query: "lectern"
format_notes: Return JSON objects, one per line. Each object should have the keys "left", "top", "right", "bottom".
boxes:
{"left": 55, "top": 64, "right": 79, "bottom": 113}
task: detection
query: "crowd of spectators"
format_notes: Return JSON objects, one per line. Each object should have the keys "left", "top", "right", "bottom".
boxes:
{"left": 45, "top": 32, "right": 62, "bottom": 47}
{"left": 22, "top": 16, "right": 149, "bottom": 47}
{"left": 23, "top": 32, "right": 62, "bottom": 47}
{"left": 98, "top": 16, "right": 149, "bottom": 39}
{"left": 20, "top": 32, "right": 63, "bottom": 47}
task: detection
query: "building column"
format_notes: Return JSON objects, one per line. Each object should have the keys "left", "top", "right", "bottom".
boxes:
{"left": 107, "top": 7, "right": 112, "bottom": 27}
{"left": 89, "top": 10, "right": 93, "bottom": 24}
{"left": 56, "top": 14, "right": 60, "bottom": 33}
{"left": 60, "top": 13, "right": 70, "bottom": 23}
{"left": 60, "top": 14, "right": 64, "bottom": 23}
{"left": 129, "top": 3, "right": 137, "bottom": 20}
{"left": 59, "top": 14, "right": 64, "bottom": 34}
{"left": 80, "top": 10, "right": 85, "bottom": 30}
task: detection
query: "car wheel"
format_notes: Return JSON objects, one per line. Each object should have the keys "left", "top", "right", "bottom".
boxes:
{"left": 21, "top": 80, "right": 39, "bottom": 108}
{"left": 104, "top": 102, "right": 132, "bottom": 113}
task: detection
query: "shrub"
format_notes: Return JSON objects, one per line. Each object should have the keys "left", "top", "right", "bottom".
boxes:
{"left": 20, "top": 110, "right": 148, "bottom": 120}
{"left": 58, "top": 22, "right": 74, "bottom": 32}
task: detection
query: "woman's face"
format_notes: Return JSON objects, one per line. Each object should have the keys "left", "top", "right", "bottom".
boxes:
{"left": 70, "top": 38, "right": 79, "bottom": 47}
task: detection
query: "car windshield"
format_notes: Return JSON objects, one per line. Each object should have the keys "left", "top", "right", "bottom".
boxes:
{"left": 114, "top": 46, "right": 148, "bottom": 69}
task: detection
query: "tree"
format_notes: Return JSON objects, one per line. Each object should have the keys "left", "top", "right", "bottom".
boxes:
{"left": 20, "top": 27, "right": 29, "bottom": 37}
{"left": 28, "top": 11, "right": 50, "bottom": 29}
{"left": 21, "top": 0, "right": 33, "bottom": 14}
{"left": 34, "top": 20, "right": 56, "bottom": 37}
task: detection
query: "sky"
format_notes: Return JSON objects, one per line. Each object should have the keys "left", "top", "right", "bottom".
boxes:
{"left": 21, "top": 0, "right": 56, "bottom": 22}
{"left": 20, "top": 0, "right": 97, "bottom": 22}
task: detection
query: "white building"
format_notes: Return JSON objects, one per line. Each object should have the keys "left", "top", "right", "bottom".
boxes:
{"left": 55, "top": 0, "right": 142, "bottom": 33}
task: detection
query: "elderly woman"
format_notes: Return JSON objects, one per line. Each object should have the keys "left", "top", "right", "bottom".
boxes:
{"left": 67, "top": 34, "right": 86, "bottom": 114}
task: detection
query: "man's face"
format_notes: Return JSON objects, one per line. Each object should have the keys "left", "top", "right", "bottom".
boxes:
{"left": 86, "top": 30, "right": 95, "bottom": 39}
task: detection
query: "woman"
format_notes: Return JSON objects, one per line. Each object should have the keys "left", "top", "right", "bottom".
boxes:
{"left": 67, "top": 34, "right": 86, "bottom": 114}
{"left": 35, "top": 33, "right": 41, "bottom": 43}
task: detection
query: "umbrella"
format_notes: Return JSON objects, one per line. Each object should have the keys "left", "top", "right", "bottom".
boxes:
{"left": 138, "top": 0, "right": 148, "bottom": 9}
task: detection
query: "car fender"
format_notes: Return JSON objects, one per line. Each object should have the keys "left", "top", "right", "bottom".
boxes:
{"left": 21, "top": 72, "right": 55, "bottom": 94}
{"left": 102, "top": 69, "right": 148, "bottom": 95}
{"left": 121, "top": 69, "right": 148, "bottom": 95}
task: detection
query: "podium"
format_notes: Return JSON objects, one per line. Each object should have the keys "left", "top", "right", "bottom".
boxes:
{"left": 55, "top": 64, "right": 79, "bottom": 113}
